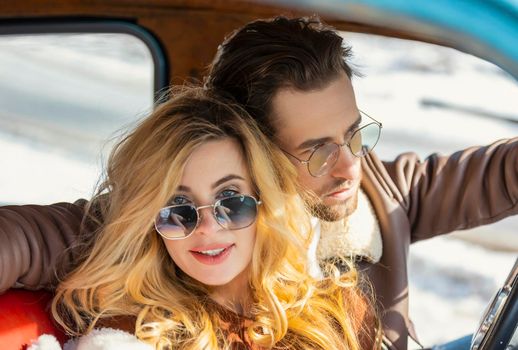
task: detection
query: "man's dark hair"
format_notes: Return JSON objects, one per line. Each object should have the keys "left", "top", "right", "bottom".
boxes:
{"left": 205, "top": 16, "right": 355, "bottom": 137}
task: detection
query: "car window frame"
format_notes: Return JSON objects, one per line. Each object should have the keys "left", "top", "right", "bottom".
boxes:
{"left": 0, "top": 18, "right": 168, "bottom": 96}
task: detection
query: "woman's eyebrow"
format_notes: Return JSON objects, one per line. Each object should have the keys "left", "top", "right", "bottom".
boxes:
{"left": 176, "top": 185, "right": 191, "bottom": 192}
{"left": 174, "top": 175, "right": 245, "bottom": 193}
{"left": 211, "top": 174, "right": 245, "bottom": 189}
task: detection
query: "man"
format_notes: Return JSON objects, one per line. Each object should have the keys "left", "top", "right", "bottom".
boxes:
{"left": 1, "top": 17, "right": 517, "bottom": 350}
{"left": 205, "top": 18, "right": 518, "bottom": 349}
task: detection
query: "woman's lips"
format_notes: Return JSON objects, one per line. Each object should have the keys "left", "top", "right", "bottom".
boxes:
{"left": 190, "top": 243, "right": 235, "bottom": 265}
{"left": 190, "top": 243, "right": 233, "bottom": 252}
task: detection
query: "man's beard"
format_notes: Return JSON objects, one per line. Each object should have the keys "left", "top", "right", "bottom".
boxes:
{"left": 303, "top": 179, "right": 359, "bottom": 222}
{"left": 309, "top": 190, "right": 358, "bottom": 221}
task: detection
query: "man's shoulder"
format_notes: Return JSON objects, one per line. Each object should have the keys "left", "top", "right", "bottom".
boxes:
{"left": 361, "top": 150, "right": 421, "bottom": 188}
{"left": 364, "top": 150, "right": 421, "bottom": 168}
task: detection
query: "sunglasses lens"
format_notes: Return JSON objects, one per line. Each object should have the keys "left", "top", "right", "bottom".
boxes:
{"left": 308, "top": 143, "right": 340, "bottom": 177}
{"left": 155, "top": 205, "right": 198, "bottom": 239}
{"left": 351, "top": 123, "right": 381, "bottom": 156}
{"left": 216, "top": 196, "right": 258, "bottom": 229}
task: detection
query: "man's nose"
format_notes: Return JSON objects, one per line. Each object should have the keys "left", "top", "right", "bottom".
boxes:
{"left": 329, "top": 145, "right": 359, "bottom": 179}
{"left": 194, "top": 207, "right": 221, "bottom": 236}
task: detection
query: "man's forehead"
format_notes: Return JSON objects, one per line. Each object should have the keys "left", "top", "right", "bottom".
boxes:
{"left": 295, "top": 114, "right": 361, "bottom": 151}
{"left": 270, "top": 75, "right": 358, "bottom": 149}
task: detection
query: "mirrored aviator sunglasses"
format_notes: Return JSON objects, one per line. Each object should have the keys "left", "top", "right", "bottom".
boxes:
{"left": 154, "top": 194, "right": 261, "bottom": 240}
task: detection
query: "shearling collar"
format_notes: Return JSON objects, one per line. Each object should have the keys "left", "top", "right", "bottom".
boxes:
{"left": 315, "top": 189, "right": 382, "bottom": 264}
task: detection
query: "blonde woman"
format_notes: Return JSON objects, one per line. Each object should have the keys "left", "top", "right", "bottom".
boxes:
{"left": 44, "top": 87, "right": 380, "bottom": 349}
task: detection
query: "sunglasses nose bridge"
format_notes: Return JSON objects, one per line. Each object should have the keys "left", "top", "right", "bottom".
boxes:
{"left": 194, "top": 204, "right": 222, "bottom": 232}
{"left": 196, "top": 204, "right": 215, "bottom": 211}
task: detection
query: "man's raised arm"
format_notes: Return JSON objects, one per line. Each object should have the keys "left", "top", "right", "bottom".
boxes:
{"left": 0, "top": 200, "right": 86, "bottom": 293}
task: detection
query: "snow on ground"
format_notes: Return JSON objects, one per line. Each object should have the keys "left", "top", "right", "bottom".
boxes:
{"left": 408, "top": 237, "right": 516, "bottom": 345}
{"left": 0, "top": 34, "right": 152, "bottom": 204}
{"left": 0, "top": 131, "right": 98, "bottom": 204}
{"left": 0, "top": 32, "right": 517, "bottom": 348}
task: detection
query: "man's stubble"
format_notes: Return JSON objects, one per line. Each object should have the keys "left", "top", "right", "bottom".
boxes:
{"left": 305, "top": 180, "right": 360, "bottom": 222}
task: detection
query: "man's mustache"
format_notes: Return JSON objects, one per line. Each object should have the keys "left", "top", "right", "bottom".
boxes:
{"left": 321, "top": 179, "right": 354, "bottom": 196}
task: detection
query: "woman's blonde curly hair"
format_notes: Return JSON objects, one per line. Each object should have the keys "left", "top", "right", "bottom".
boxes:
{"left": 52, "top": 86, "right": 380, "bottom": 350}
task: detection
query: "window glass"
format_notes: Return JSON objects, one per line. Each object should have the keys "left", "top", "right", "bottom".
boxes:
{"left": 0, "top": 33, "right": 153, "bottom": 204}
{"left": 344, "top": 32, "right": 518, "bottom": 345}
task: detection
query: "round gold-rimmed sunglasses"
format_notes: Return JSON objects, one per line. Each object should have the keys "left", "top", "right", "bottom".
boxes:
{"left": 282, "top": 110, "right": 382, "bottom": 177}
{"left": 154, "top": 194, "right": 261, "bottom": 240}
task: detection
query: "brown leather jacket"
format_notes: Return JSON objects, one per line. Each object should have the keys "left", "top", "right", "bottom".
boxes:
{"left": 1, "top": 137, "right": 517, "bottom": 350}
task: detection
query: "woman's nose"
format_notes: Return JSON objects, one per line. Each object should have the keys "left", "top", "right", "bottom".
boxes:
{"left": 194, "top": 207, "right": 221, "bottom": 236}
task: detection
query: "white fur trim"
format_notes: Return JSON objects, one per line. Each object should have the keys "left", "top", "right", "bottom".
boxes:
{"left": 307, "top": 217, "right": 324, "bottom": 279}
{"left": 28, "top": 334, "right": 62, "bottom": 350}
{"left": 66, "top": 328, "right": 154, "bottom": 350}
{"left": 27, "top": 329, "right": 153, "bottom": 350}
{"left": 316, "top": 189, "right": 382, "bottom": 263}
